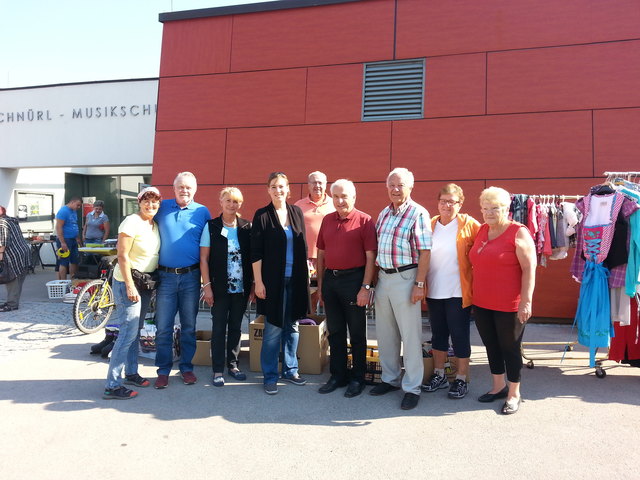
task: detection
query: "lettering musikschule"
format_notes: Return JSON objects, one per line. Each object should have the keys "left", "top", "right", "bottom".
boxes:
{"left": 0, "top": 104, "right": 158, "bottom": 124}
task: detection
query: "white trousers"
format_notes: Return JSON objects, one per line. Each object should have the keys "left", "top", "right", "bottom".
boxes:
{"left": 374, "top": 269, "right": 424, "bottom": 395}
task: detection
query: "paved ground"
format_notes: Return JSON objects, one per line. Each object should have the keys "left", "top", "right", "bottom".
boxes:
{"left": 1, "top": 268, "right": 639, "bottom": 479}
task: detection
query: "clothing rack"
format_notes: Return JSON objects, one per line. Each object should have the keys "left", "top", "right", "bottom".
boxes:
{"left": 518, "top": 187, "right": 607, "bottom": 376}
{"left": 603, "top": 171, "right": 640, "bottom": 179}
{"left": 527, "top": 194, "right": 582, "bottom": 201}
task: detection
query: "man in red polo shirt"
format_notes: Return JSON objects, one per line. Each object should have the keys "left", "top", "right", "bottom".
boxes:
{"left": 316, "top": 179, "right": 377, "bottom": 398}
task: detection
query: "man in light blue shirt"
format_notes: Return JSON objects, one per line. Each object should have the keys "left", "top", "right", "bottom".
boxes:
{"left": 153, "top": 172, "right": 211, "bottom": 389}
{"left": 55, "top": 196, "right": 82, "bottom": 280}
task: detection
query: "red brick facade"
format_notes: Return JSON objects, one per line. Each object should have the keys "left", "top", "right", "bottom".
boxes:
{"left": 154, "top": 0, "right": 640, "bottom": 318}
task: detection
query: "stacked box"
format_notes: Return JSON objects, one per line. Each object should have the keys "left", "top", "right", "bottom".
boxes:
{"left": 249, "top": 315, "right": 328, "bottom": 374}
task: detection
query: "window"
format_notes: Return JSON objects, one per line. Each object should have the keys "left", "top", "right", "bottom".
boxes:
{"left": 362, "top": 59, "right": 425, "bottom": 121}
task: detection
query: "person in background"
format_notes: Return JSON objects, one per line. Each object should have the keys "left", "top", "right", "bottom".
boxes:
{"left": 252, "top": 172, "right": 309, "bottom": 395}
{"left": 423, "top": 184, "right": 480, "bottom": 399}
{"left": 103, "top": 187, "right": 161, "bottom": 400}
{"left": 294, "top": 171, "right": 335, "bottom": 310}
{"left": 371, "top": 167, "right": 431, "bottom": 411}
{"left": 316, "top": 179, "right": 377, "bottom": 398}
{"left": 55, "top": 196, "right": 82, "bottom": 280}
{"left": 153, "top": 172, "right": 211, "bottom": 389}
{"left": 0, "top": 206, "right": 32, "bottom": 312}
{"left": 200, "top": 187, "right": 253, "bottom": 387}
{"left": 82, "top": 200, "right": 110, "bottom": 244}
{"left": 469, "top": 186, "right": 536, "bottom": 415}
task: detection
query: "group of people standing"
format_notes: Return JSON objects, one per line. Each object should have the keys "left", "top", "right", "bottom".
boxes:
{"left": 99, "top": 168, "right": 536, "bottom": 416}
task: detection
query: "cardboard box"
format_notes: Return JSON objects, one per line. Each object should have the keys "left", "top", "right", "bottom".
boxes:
{"left": 423, "top": 355, "right": 469, "bottom": 384}
{"left": 192, "top": 330, "right": 212, "bottom": 366}
{"left": 250, "top": 315, "right": 328, "bottom": 374}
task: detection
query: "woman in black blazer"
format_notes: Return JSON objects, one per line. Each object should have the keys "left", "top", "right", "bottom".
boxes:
{"left": 200, "top": 187, "right": 253, "bottom": 387}
{"left": 251, "top": 172, "right": 309, "bottom": 395}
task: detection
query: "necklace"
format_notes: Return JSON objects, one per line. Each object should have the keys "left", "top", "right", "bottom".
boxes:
{"left": 222, "top": 217, "right": 237, "bottom": 228}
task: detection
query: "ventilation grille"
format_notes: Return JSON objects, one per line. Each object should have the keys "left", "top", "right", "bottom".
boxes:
{"left": 362, "top": 59, "right": 425, "bottom": 121}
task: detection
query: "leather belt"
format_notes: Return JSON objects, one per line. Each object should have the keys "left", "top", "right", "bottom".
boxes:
{"left": 381, "top": 264, "right": 417, "bottom": 274}
{"left": 327, "top": 266, "right": 365, "bottom": 277}
{"left": 158, "top": 263, "right": 200, "bottom": 274}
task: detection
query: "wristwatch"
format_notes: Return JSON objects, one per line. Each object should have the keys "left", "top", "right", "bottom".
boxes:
{"left": 414, "top": 281, "right": 425, "bottom": 288}
{"left": 361, "top": 284, "right": 371, "bottom": 290}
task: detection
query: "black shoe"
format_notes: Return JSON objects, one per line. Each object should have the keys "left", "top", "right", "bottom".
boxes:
{"left": 369, "top": 382, "right": 400, "bottom": 396}
{"left": 318, "top": 377, "right": 348, "bottom": 394}
{"left": 478, "top": 386, "right": 509, "bottom": 403}
{"left": 228, "top": 368, "right": 247, "bottom": 381}
{"left": 400, "top": 392, "right": 420, "bottom": 410}
{"left": 90, "top": 331, "right": 114, "bottom": 355}
{"left": 344, "top": 380, "right": 366, "bottom": 398}
{"left": 283, "top": 374, "right": 307, "bottom": 386}
{"left": 100, "top": 338, "right": 116, "bottom": 358}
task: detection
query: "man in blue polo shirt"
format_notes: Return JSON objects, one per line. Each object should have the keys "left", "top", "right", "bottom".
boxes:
{"left": 154, "top": 172, "right": 211, "bottom": 389}
{"left": 55, "top": 196, "right": 82, "bottom": 280}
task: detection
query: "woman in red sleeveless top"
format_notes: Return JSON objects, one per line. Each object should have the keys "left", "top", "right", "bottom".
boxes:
{"left": 469, "top": 187, "right": 536, "bottom": 415}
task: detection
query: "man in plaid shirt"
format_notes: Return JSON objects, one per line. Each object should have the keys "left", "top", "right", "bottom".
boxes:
{"left": 370, "top": 168, "right": 432, "bottom": 410}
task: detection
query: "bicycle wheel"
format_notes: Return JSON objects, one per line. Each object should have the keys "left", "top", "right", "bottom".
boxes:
{"left": 73, "top": 279, "right": 115, "bottom": 334}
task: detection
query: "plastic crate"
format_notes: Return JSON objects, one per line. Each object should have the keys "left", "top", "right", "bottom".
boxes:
{"left": 46, "top": 280, "right": 71, "bottom": 299}
{"left": 347, "top": 344, "right": 382, "bottom": 385}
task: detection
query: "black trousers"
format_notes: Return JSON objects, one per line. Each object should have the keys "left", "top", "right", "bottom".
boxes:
{"left": 474, "top": 306, "right": 526, "bottom": 383}
{"left": 210, "top": 292, "right": 249, "bottom": 372}
{"left": 322, "top": 269, "right": 367, "bottom": 383}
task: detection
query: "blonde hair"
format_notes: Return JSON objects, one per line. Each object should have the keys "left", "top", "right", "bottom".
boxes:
{"left": 219, "top": 187, "right": 243, "bottom": 204}
{"left": 479, "top": 186, "right": 511, "bottom": 208}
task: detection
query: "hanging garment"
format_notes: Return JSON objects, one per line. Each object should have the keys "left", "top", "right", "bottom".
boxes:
{"left": 610, "top": 287, "right": 631, "bottom": 326}
{"left": 620, "top": 187, "right": 640, "bottom": 296}
{"left": 563, "top": 201, "right": 580, "bottom": 248}
{"left": 527, "top": 197, "right": 538, "bottom": 238}
{"left": 510, "top": 194, "right": 529, "bottom": 224}
{"left": 570, "top": 193, "right": 638, "bottom": 287}
{"left": 548, "top": 204, "right": 557, "bottom": 249}
{"left": 550, "top": 204, "right": 568, "bottom": 260}
{"left": 572, "top": 192, "right": 625, "bottom": 367}
{"left": 609, "top": 296, "right": 640, "bottom": 362}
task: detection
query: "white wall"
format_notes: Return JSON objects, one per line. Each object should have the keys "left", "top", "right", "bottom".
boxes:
{"left": 0, "top": 79, "right": 158, "bottom": 168}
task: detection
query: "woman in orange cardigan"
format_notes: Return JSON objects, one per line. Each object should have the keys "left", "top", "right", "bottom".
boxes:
{"left": 422, "top": 184, "right": 480, "bottom": 399}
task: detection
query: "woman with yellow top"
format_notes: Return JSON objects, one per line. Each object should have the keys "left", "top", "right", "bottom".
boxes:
{"left": 422, "top": 184, "right": 480, "bottom": 399}
{"left": 103, "top": 187, "right": 162, "bottom": 400}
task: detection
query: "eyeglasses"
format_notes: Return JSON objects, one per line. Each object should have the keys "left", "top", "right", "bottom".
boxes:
{"left": 481, "top": 206, "right": 503, "bottom": 214}
{"left": 439, "top": 200, "right": 461, "bottom": 207}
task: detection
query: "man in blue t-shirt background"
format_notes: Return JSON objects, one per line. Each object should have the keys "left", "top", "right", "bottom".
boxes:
{"left": 153, "top": 172, "right": 211, "bottom": 389}
{"left": 55, "top": 196, "right": 82, "bottom": 280}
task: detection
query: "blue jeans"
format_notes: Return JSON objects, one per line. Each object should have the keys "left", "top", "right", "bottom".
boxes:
{"left": 105, "top": 280, "right": 153, "bottom": 389}
{"left": 260, "top": 277, "right": 299, "bottom": 384}
{"left": 154, "top": 269, "right": 201, "bottom": 375}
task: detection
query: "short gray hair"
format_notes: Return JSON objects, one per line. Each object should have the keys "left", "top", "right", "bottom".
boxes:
{"left": 308, "top": 171, "right": 327, "bottom": 183}
{"left": 387, "top": 167, "right": 414, "bottom": 189}
{"left": 173, "top": 171, "right": 197, "bottom": 186}
{"left": 93, "top": 200, "right": 105, "bottom": 208}
{"left": 330, "top": 179, "right": 356, "bottom": 197}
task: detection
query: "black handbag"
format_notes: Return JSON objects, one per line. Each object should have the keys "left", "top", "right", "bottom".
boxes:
{"left": 0, "top": 257, "right": 16, "bottom": 285}
{"left": 131, "top": 269, "right": 159, "bottom": 290}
